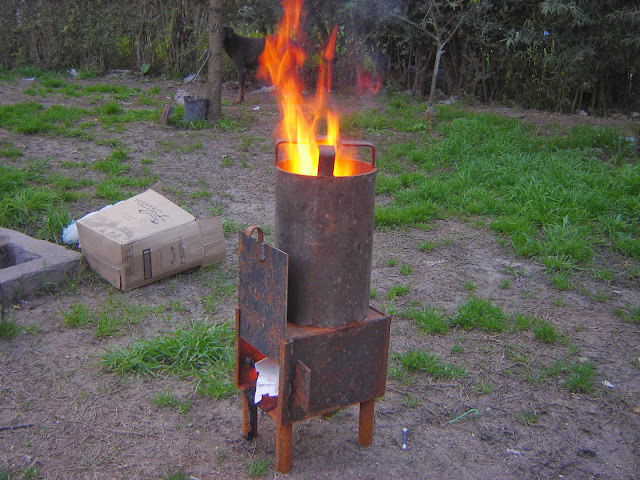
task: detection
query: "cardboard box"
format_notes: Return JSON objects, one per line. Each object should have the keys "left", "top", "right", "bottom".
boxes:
{"left": 76, "top": 189, "right": 225, "bottom": 290}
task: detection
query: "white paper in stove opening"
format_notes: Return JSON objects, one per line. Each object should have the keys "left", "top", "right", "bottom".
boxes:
{"left": 254, "top": 357, "right": 280, "bottom": 403}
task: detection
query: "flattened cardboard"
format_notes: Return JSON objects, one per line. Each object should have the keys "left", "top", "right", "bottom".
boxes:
{"left": 76, "top": 189, "right": 224, "bottom": 290}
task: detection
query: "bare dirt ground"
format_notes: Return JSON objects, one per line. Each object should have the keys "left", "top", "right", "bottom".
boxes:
{"left": 1, "top": 77, "right": 639, "bottom": 480}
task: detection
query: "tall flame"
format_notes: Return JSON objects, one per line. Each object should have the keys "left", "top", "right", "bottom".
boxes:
{"left": 258, "top": 0, "right": 353, "bottom": 176}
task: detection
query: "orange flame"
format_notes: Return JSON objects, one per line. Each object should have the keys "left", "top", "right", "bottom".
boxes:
{"left": 258, "top": 0, "right": 354, "bottom": 176}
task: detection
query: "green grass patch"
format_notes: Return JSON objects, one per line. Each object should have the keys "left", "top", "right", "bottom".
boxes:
{"left": 60, "top": 295, "right": 166, "bottom": 337}
{"left": 222, "top": 219, "right": 247, "bottom": 235}
{"left": 0, "top": 162, "right": 73, "bottom": 241}
{"left": 528, "top": 357, "right": 598, "bottom": 393}
{"left": 521, "top": 409, "right": 540, "bottom": 425}
{"left": 398, "top": 263, "right": 413, "bottom": 275}
{"left": 0, "top": 65, "right": 44, "bottom": 81}
{"left": 388, "top": 284, "right": 410, "bottom": 300}
{"left": 0, "top": 316, "right": 21, "bottom": 338}
{"left": 0, "top": 95, "right": 159, "bottom": 138}
{"left": 0, "top": 101, "right": 92, "bottom": 136}
{"left": 152, "top": 390, "right": 192, "bottom": 414}
{"left": 200, "top": 266, "right": 237, "bottom": 313}
{"left": 0, "top": 142, "right": 23, "bottom": 158}
{"left": 371, "top": 103, "right": 640, "bottom": 280}
{"left": 616, "top": 304, "right": 640, "bottom": 324}
{"left": 161, "top": 467, "right": 189, "bottom": 480}
{"left": 168, "top": 106, "right": 248, "bottom": 131}
{"left": 400, "top": 304, "right": 449, "bottom": 334}
{"left": 100, "top": 320, "right": 235, "bottom": 398}
{"left": 60, "top": 300, "right": 92, "bottom": 327}
{"left": 245, "top": 458, "right": 271, "bottom": 478}
{"left": 393, "top": 349, "right": 466, "bottom": 379}
{"left": 93, "top": 147, "right": 131, "bottom": 175}
{"left": 452, "top": 296, "right": 508, "bottom": 332}
{"left": 531, "top": 318, "right": 559, "bottom": 343}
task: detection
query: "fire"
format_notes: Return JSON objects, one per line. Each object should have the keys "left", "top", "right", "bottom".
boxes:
{"left": 258, "top": 0, "right": 355, "bottom": 177}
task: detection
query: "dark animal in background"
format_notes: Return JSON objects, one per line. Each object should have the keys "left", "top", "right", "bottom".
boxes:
{"left": 222, "top": 26, "right": 266, "bottom": 104}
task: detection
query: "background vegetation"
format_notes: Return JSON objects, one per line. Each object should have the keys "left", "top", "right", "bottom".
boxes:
{"left": 1, "top": 0, "right": 638, "bottom": 114}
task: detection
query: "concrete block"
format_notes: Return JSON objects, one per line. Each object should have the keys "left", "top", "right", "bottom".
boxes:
{"left": 0, "top": 227, "right": 82, "bottom": 302}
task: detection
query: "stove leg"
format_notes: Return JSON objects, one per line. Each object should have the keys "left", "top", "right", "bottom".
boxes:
{"left": 358, "top": 399, "right": 375, "bottom": 446}
{"left": 241, "top": 390, "right": 257, "bottom": 440}
{"left": 275, "top": 421, "right": 292, "bottom": 473}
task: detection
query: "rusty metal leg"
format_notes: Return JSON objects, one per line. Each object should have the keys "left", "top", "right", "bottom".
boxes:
{"left": 275, "top": 421, "right": 292, "bottom": 473}
{"left": 241, "top": 390, "right": 257, "bottom": 440}
{"left": 358, "top": 399, "right": 375, "bottom": 446}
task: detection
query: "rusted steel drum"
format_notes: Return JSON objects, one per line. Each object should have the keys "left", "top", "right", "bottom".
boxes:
{"left": 274, "top": 142, "right": 376, "bottom": 327}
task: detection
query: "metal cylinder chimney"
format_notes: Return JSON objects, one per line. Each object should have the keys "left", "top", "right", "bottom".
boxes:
{"left": 274, "top": 141, "right": 377, "bottom": 327}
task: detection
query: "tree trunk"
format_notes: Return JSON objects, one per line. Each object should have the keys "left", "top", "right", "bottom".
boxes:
{"left": 206, "top": 0, "right": 223, "bottom": 122}
{"left": 426, "top": 40, "right": 444, "bottom": 119}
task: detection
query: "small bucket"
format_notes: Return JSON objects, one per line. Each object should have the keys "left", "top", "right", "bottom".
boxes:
{"left": 184, "top": 96, "right": 208, "bottom": 121}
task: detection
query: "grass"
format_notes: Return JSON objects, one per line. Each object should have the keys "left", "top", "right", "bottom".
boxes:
{"left": 60, "top": 296, "right": 170, "bottom": 337}
{"left": 0, "top": 91, "right": 158, "bottom": 139}
{"left": 222, "top": 219, "right": 247, "bottom": 235}
{"left": 0, "top": 142, "right": 23, "bottom": 158}
{"left": 0, "top": 156, "right": 99, "bottom": 241}
{"left": 471, "top": 380, "right": 494, "bottom": 395}
{"left": 616, "top": 304, "right": 640, "bottom": 324}
{"left": 462, "top": 280, "right": 476, "bottom": 291}
{"left": 388, "top": 284, "right": 410, "bottom": 300}
{"left": 60, "top": 300, "right": 92, "bottom": 327}
{"left": 167, "top": 105, "right": 248, "bottom": 131}
{"left": 418, "top": 240, "right": 436, "bottom": 252}
{"left": 100, "top": 320, "right": 235, "bottom": 398}
{"left": 0, "top": 315, "right": 21, "bottom": 338}
{"left": 521, "top": 409, "right": 540, "bottom": 424}
{"left": 0, "top": 163, "right": 72, "bottom": 241}
{"left": 528, "top": 357, "right": 599, "bottom": 393}
{"left": 532, "top": 319, "right": 559, "bottom": 343}
{"left": 0, "top": 466, "right": 40, "bottom": 480}
{"left": 452, "top": 296, "right": 508, "bottom": 332}
{"left": 161, "top": 467, "right": 189, "bottom": 480}
{"left": 365, "top": 100, "right": 640, "bottom": 280}
{"left": 393, "top": 349, "right": 466, "bottom": 379}
{"left": 200, "top": 266, "right": 237, "bottom": 313}
{"left": 152, "top": 390, "right": 192, "bottom": 414}
{"left": 245, "top": 458, "right": 271, "bottom": 477}
{"left": 93, "top": 147, "right": 131, "bottom": 175}
{"left": 398, "top": 263, "right": 414, "bottom": 275}
{"left": 401, "top": 304, "right": 449, "bottom": 334}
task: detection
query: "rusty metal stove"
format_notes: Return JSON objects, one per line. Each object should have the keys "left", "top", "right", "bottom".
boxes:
{"left": 235, "top": 140, "right": 391, "bottom": 473}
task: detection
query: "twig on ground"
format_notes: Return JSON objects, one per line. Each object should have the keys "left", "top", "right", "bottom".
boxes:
{"left": 0, "top": 423, "right": 36, "bottom": 432}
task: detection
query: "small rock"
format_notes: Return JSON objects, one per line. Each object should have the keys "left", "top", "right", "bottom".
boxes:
{"left": 577, "top": 448, "right": 597, "bottom": 458}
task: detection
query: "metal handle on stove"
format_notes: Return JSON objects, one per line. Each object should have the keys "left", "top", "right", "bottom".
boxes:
{"left": 341, "top": 140, "right": 375, "bottom": 167}
{"left": 275, "top": 139, "right": 376, "bottom": 167}
{"left": 244, "top": 225, "right": 265, "bottom": 261}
